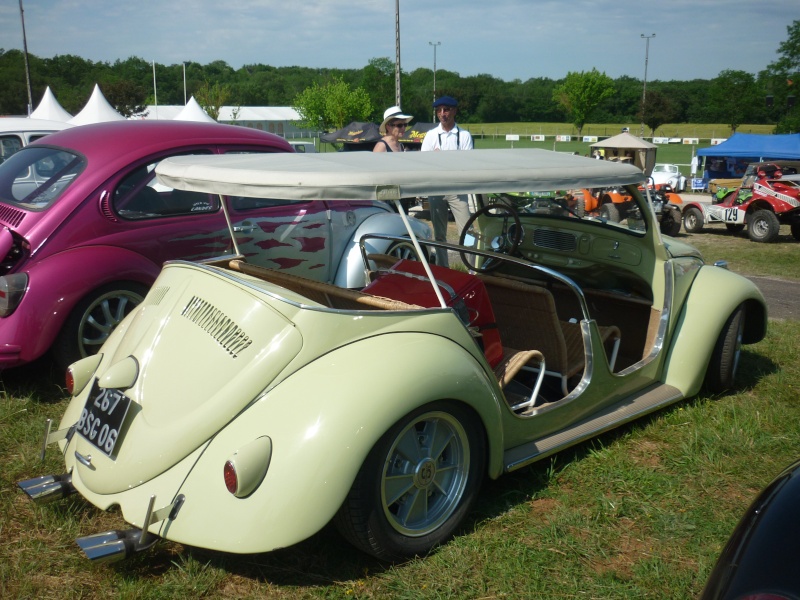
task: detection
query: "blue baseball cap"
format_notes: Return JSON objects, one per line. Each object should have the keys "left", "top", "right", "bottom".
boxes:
{"left": 432, "top": 96, "right": 458, "bottom": 108}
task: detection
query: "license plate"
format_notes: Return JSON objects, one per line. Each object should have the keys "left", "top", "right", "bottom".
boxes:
{"left": 76, "top": 383, "right": 132, "bottom": 458}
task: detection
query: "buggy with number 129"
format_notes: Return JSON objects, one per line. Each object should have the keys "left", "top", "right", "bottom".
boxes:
{"left": 682, "top": 161, "right": 800, "bottom": 242}
{"left": 18, "top": 148, "right": 767, "bottom": 563}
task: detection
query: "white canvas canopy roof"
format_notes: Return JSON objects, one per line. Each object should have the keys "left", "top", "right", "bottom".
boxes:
{"left": 29, "top": 86, "right": 73, "bottom": 121}
{"left": 156, "top": 148, "right": 644, "bottom": 202}
{"left": 68, "top": 84, "right": 125, "bottom": 125}
{"left": 173, "top": 97, "right": 216, "bottom": 122}
{"left": 590, "top": 132, "right": 657, "bottom": 176}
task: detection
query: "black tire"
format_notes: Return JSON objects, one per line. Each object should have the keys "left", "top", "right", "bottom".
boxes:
{"left": 747, "top": 209, "right": 780, "bottom": 243}
{"left": 791, "top": 223, "right": 800, "bottom": 241}
{"left": 683, "top": 206, "right": 705, "bottom": 233}
{"left": 458, "top": 203, "right": 522, "bottom": 273}
{"left": 660, "top": 208, "right": 682, "bottom": 237}
{"left": 598, "top": 202, "right": 621, "bottom": 223}
{"left": 334, "top": 401, "right": 485, "bottom": 561}
{"left": 725, "top": 223, "right": 745, "bottom": 234}
{"left": 52, "top": 282, "right": 148, "bottom": 370}
{"left": 704, "top": 305, "right": 745, "bottom": 393}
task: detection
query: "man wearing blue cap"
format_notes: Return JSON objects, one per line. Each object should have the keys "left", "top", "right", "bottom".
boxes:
{"left": 421, "top": 96, "right": 473, "bottom": 267}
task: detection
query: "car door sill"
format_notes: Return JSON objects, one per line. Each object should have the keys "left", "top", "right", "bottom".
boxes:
{"left": 504, "top": 382, "right": 683, "bottom": 472}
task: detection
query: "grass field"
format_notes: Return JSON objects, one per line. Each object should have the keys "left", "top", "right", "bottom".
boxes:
{"left": 1, "top": 228, "right": 798, "bottom": 599}
{"left": 315, "top": 122, "right": 777, "bottom": 175}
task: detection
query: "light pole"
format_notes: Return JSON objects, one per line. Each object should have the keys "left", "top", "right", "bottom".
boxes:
{"left": 639, "top": 33, "right": 655, "bottom": 137}
{"left": 394, "top": 0, "right": 402, "bottom": 106}
{"left": 429, "top": 41, "right": 440, "bottom": 120}
{"left": 18, "top": 0, "right": 33, "bottom": 114}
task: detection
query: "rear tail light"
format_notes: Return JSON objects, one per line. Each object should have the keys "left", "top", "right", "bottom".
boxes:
{"left": 223, "top": 461, "right": 238, "bottom": 495}
{"left": 65, "top": 354, "right": 103, "bottom": 397}
{"left": 0, "top": 273, "right": 28, "bottom": 317}
{"left": 223, "top": 437, "right": 272, "bottom": 497}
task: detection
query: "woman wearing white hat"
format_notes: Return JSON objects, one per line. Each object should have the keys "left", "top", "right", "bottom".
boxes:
{"left": 374, "top": 106, "right": 413, "bottom": 153}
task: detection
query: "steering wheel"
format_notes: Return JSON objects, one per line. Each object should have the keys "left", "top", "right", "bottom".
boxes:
{"left": 458, "top": 203, "right": 522, "bottom": 272}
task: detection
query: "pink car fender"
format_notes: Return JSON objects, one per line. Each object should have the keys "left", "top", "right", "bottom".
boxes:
{"left": 0, "top": 246, "right": 161, "bottom": 366}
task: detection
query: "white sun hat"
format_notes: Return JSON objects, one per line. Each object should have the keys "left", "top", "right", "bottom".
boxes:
{"left": 379, "top": 106, "right": 414, "bottom": 135}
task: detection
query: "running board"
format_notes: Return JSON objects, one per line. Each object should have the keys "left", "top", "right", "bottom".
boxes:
{"left": 17, "top": 474, "right": 75, "bottom": 504}
{"left": 504, "top": 383, "right": 684, "bottom": 472}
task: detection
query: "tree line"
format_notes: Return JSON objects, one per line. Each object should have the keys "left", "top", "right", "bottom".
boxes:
{"left": 1, "top": 21, "right": 796, "bottom": 134}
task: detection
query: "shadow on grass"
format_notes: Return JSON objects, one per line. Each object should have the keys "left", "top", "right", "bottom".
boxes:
{"left": 0, "top": 355, "right": 65, "bottom": 403}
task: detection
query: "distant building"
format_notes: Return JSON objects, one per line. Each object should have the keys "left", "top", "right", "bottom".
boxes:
{"left": 140, "top": 105, "right": 313, "bottom": 137}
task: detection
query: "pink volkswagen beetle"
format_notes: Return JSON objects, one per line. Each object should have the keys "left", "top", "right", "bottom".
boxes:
{"left": 0, "top": 121, "right": 430, "bottom": 369}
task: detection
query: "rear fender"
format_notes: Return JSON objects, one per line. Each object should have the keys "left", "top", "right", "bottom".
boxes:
{"left": 681, "top": 201, "right": 706, "bottom": 215}
{"left": 163, "top": 332, "right": 503, "bottom": 554}
{"left": 334, "top": 212, "right": 432, "bottom": 287}
{"left": 662, "top": 265, "right": 767, "bottom": 396}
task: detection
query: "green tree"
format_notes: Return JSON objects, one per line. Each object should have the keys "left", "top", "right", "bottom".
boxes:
{"left": 765, "top": 20, "right": 800, "bottom": 133}
{"left": 293, "top": 77, "right": 373, "bottom": 131}
{"left": 707, "top": 70, "right": 761, "bottom": 133}
{"left": 640, "top": 90, "right": 675, "bottom": 136}
{"left": 360, "top": 57, "right": 395, "bottom": 114}
{"left": 552, "top": 68, "right": 615, "bottom": 136}
{"left": 103, "top": 80, "right": 148, "bottom": 117}
{"left": 194, "top": 80, "right": 231, "bottom": 120}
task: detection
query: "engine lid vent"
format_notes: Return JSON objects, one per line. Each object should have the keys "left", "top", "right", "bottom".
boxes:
{"left": 0, "top": 204, "right": 26, "bottom": 228}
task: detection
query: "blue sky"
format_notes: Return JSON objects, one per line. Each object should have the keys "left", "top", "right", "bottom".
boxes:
{"left": 2, "top": 0, "right": 797, "bottom": 82}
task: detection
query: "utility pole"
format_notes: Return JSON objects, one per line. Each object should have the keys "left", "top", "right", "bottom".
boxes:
{"left": 394, "top": 0, "right": 402, "bottom": 106}
{"left": 429, "top": 41, "right": 441, "bottom": 121}
{"left": 639, "top": 33, "right": 655, "bottom": 137}
{"left": 18, "top": 0, "right": 33, "bottom": 114}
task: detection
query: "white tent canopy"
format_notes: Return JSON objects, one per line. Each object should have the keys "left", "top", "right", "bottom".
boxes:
{"left": 68, "top": 84, "right": 125, "bottom": 125}
{"left": 29, "top": 86, "right": 72, "bottom": 121}
{"left": 156, "top": 148, "right": 645, "bottom": 202}
{"left": 590, "top": 132, "right": 658, "bottom": 176}
{"left": 173, "top": 97, "right": 216, "bottom": 122}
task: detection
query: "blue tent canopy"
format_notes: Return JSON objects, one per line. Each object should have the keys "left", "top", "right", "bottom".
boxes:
{"left": 696, "top": 133, "right": 800, "bottom": 180}
{"left": 697, "top": 133, "right": 800, "bottom": 159}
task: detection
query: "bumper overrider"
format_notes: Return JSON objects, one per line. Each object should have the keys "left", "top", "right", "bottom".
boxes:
{"left": 17, "top": 419, "right": 186, "bottom": 563}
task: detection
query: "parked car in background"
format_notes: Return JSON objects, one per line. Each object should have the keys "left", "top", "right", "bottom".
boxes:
{"left": 288, "top": 141, "right": 317, "bottom": 153}
{"left": 701, "top": 458, "right": 800, "bottom": 599}
{"left": 0, "top": 117, "right": 72, "bottom": 164}
{"left": 0, "top": 121, "right": 430, "bottom": 370}
{"left": 650, "top": 163, "right": 687, "bottom": 192}
{"left": 683, "top": 161, "right": 800, "bottom": 242}
{"left": 18, "top": 149, "right": 766, "bottom": 564}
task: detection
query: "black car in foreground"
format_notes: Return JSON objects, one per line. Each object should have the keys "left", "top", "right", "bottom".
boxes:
{"left": 701, "top": 458, "right": 800, "bottom": 599}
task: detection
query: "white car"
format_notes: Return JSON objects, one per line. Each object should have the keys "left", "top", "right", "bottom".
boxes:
{"left": 650, "top": 163, "right": 687, "bottom": 192}
{"left": 0, "top": 117, "right": 72, "bottom": 164}
{"left": 288, "top": 141, "right": 317, "bottom": 153}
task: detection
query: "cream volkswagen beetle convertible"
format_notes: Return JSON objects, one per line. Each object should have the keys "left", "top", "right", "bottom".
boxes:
{"left": 19, "top": 149, "right": 767, "bottom": 562}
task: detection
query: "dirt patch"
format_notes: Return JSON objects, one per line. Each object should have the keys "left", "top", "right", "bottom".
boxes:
{"left": 746, "top": 276, "right": 799, "bottom": 321}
